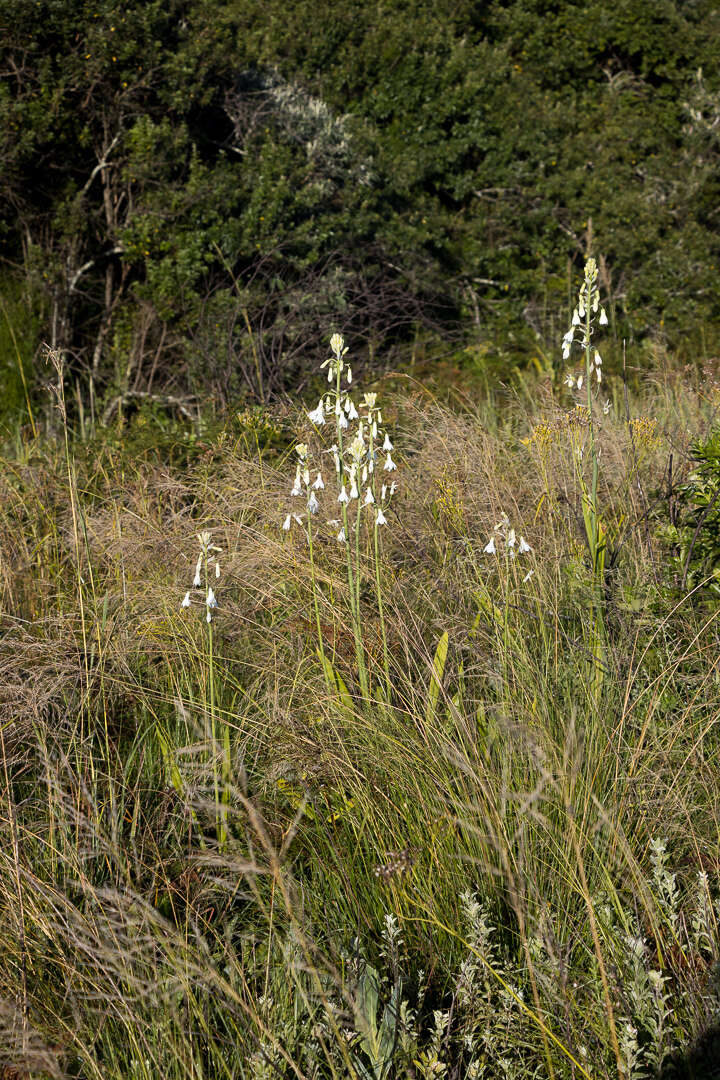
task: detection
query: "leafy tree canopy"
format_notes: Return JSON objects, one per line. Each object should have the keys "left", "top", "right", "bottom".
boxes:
{"left": 1, "top": 0, "right": 719, "bottom": 410}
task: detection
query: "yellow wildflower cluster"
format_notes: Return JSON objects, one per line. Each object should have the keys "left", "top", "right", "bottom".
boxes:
{"left": 432, "top": 468, "right": 467, "bottom": 535}
{"left": 628, "top": 415, "right": 661, "bottom": 453}
{"left": 523, "top": 406, "right": 592, "bottom": 460}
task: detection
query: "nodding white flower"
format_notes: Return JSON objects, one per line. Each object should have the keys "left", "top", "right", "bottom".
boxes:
{"left": 346, "top": 367, "right": 352, "bottom": 384}
{"left": 522, "top": 569, "right": 535, "bottom": 584}
{"left": 383, "top": 453, "right": 397, "bottom": 472}
{"left": 596, "top": 367, "right": 602, "bottom": 383}
{"left": 507, "top": 528, "right": 516, "bottom": 548}
{"left": 572, "top": 309, "right": 581, "bottom": 326}
{"left": 345, "top": 399, "right": 359, "bottom": 421}
{"left": 364, "top": 487, "right": 375, "bottom": 505}
{"left": 206, "top": 587, "right": 217, "bottom": 611}
{"left": 381, "top": 484, "right": 387, "bottom": 500}
{"left": 291, "top": 478, "right": 303, "bottom": 497}
{"left": 336, "top": 527, "right": 346, "bottom": 543}
{"left": 338, "top": 412, "right": 348, "bottom": 430}
{"left": 578, "top": 301, "right": 585, "bottom": 317}
{"left": 562, "top": 342, "right": 572, "bottom": 361}
{"left": 349, "top": 479, "right": 359, "bottom": 499}
{"left": 382, "top": 433, "right": 393, "bottom": 451}
{"left": 330, "top": 333, "right": 345, "bottom": 358}
{"left": 338, "top": 485, "right": 349, "bottom": 504}
{"left": 376, "top": 508, "right": 387, "bottom": 525}
{"left": 390, "top": 481, "right": 397, "bottom": 495}
{"left": 371, "top": 420, "right": 378, "bottom": 438}
{"left": 599, "top": 308, "right": 609, "bottom": 326}
{"left": 594, "top": 350, "right": 602, "bottom": 367}
{"left": 181, "top": 591, "right": 191, "bottom": 608}
{"left": 603, "top": 399, "right": 612, "bottom": 415}
{"left": 282, "top": 514, "right": 292, "bottom": 531}
{"left": 307, "top": 401, "right": 325, "bottom": 425}
{"left": 302, "top": 467, "right": 310, "bottom": 485}
{"left": 313, "top": 472, "right": 324, "bottom": 490}
{"left": 327, "top": 368, "right": 333, "bottom": 383}
{"left": 564, "top": 372, "right": 575, "bottom": 388}
{"left": 206, "top": 610, "right": 213, "bottom": 623}
{"left": 361, "top": 465, "right": 368, "bottom": 483}
{"left": 368, "top": 456, "right": 375, "bottom": 473}
{"left": 215, "top": 562, "right": 221, "bottom": 578}
{"left": 308, "top": 491, "right": 319, "bottom": 514}
{"left": 484, "top": 536, "right": 496, "bottom": 554}
{"left": 193, "top": 567, "right": 202, "bottom": 589}
{"left": 518, "top": 536, "right": 531, "bottom": 554}
{"left": 577, "top": 374, "right": 584, "bottom": 390}
{"left": 292, "top": 514, "right": 303, "bottom": 526}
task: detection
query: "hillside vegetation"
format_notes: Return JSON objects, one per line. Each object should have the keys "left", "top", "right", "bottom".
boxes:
{"left": 1, "top": 0, "right": 720, "bottom": 424}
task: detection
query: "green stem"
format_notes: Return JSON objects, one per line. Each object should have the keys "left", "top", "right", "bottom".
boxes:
{"left": 335, "top": 364, "right": 369, "bottom": 699}
{"left": 307, "top": 514, "right": 329, "bottom": 688}
{"left": 373, "top": 521, "right": 391, "bottom": 699}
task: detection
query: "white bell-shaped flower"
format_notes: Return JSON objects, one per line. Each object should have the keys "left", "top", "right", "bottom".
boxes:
{"left": 483, "top": 536, "right": 496, "bottom": 555}
{"left": 376, "top": 508, "right": 387, "bottom": 526}
{"left": 181, "top": 591, "right": 191, "bottom": 608}
{"left": 599, "top": 308, "right": 608, "bottom": 326}
{"left": 313, "top": 472, "right": 325, "bottom": 490}
{"left": 307, "top": 401, "right": 325, "bottom": 425}
{"left": 518, "top": 536, "right": 531, "bottom": 554}
{"left": 382, "top": 433, "right": 393, "bottom": 451}
{"left": 308, "top": 491, "right": 319, "bottom": 514}
{"left": 383, "top": 453, "right": 397, "bottom": 472}
{"left": 282, "top": 514, "right": 292, "bottom": 531}
{"left": 364, "top": 487, "right": 375, "bottom": 505}
{"left": 338, "top": 485, "right": 349, "bottom": 504}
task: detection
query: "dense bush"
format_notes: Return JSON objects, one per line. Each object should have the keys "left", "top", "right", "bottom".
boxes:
{"left": 1, "top": 0, "right": 719, "bottom": 416}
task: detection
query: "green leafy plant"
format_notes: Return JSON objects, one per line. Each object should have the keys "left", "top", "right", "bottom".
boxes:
{"left": 672, "top": 424, "right": 720, "bottom": 596}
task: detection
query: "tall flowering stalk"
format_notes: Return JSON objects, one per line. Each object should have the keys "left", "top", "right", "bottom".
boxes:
{"left": 284, "top": 333, "right": 398, "bottom": 701}
{"left": 181, "top": 530, "right": 229, "bottom": 846}
{"left": 562, "top": 258, "right": 610, "bottom": 691}
{"left": 284, "top": 442, "right": 328, "bottom": 683}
